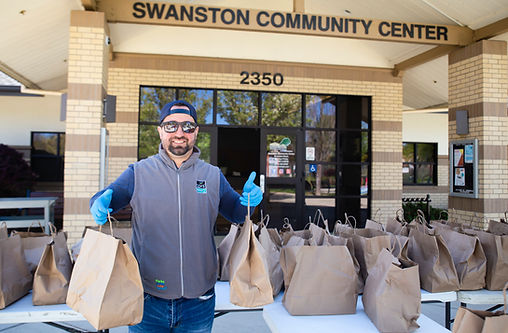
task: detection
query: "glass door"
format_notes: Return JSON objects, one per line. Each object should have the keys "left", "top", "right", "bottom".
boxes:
{"left": 260, "top": 128, "right": 304, "bottom": 229}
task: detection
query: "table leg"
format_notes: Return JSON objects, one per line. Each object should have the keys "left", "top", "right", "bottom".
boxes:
{"left": 445, "top": 302, "right": 450, "bottom": 330}
{"left": 44, "top": 202, "right": 50, "bottom": 234}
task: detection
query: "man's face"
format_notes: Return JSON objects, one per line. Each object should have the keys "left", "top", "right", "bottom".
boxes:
{"left": 157, "top": 110, "right": 199, "bottom": 157}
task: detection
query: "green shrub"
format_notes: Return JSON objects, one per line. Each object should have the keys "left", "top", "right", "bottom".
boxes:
{"left": 402, "top": 202, "right": 446, "bottom": 222}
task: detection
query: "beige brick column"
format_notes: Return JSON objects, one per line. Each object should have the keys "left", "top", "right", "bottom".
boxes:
{"left": 448, "top": 40, "right": 508, "bottom": 228}
{"left": 64, "top": 11, "right": 109, "bottom": 245}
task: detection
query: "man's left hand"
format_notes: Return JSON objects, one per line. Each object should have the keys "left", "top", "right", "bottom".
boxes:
{"left": 240, "top": 171, "right": 263, "bottom": 207}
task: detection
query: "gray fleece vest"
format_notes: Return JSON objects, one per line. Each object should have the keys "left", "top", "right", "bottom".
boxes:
{"left": 130, "top": 146, "right": 220, "bottom": 299}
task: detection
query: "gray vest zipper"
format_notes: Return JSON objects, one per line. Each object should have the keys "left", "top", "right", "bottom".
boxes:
{"left": 177, "top": 172, "right": 184, "bottom": 296}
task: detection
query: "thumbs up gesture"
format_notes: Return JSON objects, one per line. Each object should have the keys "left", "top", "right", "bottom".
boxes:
{"left": 240, "top": 171, "right": 263, "bottom": 207}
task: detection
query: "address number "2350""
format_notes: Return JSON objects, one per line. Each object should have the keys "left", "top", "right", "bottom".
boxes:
{"left": 240, "top": 71, "right": 284, "bottom": 86}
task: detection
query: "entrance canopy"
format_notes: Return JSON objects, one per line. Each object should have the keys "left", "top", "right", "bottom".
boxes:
{"left": 1, "top": 0, "right": 507, "bottom": 110}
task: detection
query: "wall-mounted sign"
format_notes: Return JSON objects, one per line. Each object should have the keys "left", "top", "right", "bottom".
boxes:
{"left": 449, "top": 138, "right": 478, "bottom": 198}
{"left": 306, "top": 147, "right": 315, "bottom": 161}
{"left": 98, "top": 0, "right": 473, "bottom": 46}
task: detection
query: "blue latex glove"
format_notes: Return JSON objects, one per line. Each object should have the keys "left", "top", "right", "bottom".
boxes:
{"left": 240, "top": 171, "right": 263, "bottom": 207}
{"left": 90, "top": 189, "right": 113, "bottom": 225}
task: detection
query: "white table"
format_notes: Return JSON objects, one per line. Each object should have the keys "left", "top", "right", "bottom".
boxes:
{"left": 214, "top": 281, "right": 263, "bottom": 317}
{"left": 457, "top": 289, "right": 505, "bottom": 305}
{"left": 263, "top": 294, "right": 450, "bottom": 333}
{"left": 0, "top": 197, "right": 57, "bottom": 234}
{"left": 421, "top": 290, "right": 457, "bottom": 329}
{"left": 0, "top": 282, "right": 260, "bottom": 331}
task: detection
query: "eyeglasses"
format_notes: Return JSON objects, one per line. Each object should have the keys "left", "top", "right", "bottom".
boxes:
{"left": 160, "top": 121, "right": 198, "bottom": 133}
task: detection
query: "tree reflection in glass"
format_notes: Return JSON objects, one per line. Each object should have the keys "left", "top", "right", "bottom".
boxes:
{"left": 217, "top": 90, "right": 258, "bottom": 125}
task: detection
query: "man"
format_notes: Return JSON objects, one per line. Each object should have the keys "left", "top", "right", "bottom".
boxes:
{"left": 89, "top": 100, "right": 262, "bottom": 332}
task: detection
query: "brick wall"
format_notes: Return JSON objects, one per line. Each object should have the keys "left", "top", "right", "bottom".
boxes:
{"left": 105, "top": 54, "right": 403, "bottom": 226}
{"left": 64, "top": 11, "right": 109, "bottom": 245}
{"left": 448, "top": 40, "right": 508, "bottom": 228}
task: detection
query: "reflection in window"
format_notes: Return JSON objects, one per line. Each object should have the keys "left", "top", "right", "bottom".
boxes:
{"left": 340, "top": 131, "right": 369, "bottom": 162}
{"left": 138, "top": 125, "right": 160, "bottom": 159}
{"left": 306, "top": 95, "right": 336, "bottom": 128}
{"left": 31, "top": 132, "right": 65, "bottom": 181}
{"left": 305, "top": 130, "right": 335, "bottom": 162}
{"left": 261, "top": 93, "right": 301, "bottom": 127}
{"left": 305, "top": 164, "right": 335, "bottom": 197}
{"left": 266, "top": 134, "right": 296, "bottom": 178}
{"left": 140, "top": 87, "right": 176, "bottom": 122}
{"left": 266, "top": 185, "right": 296, "bottom": 203}
{"left": 179, "top": 89, "right": 213, "bottom": 124}
{"left": 402, "top": 142, "right": 437, "bottom": 185}
{"left": 337, "top": 95, "right": 369, "bottom": 130}
{"left": 217, "top": 90, "right": 258, "bottom": 125}
{"left": 32, "top": 133, "right": 60, "bottom": 156}
{"left": 196, "top": 132, "right": 211, "bottom": 163}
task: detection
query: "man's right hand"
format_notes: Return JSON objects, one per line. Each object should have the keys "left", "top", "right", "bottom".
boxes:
{"left": 90, "top": 189, "right": 113, "bottom": 225}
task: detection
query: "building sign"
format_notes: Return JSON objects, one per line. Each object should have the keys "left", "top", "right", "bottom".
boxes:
{"left": 449, "top": 138, "right": 478, "bottom": 198}
{"left": 99, "top": 0, "right": 473, "bottom": 46}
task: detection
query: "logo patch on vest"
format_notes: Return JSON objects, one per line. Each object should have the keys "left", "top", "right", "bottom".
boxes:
{"left": 196, "top": 180, "right": 207, "bottom": 193}
{"left": 155, "top": 279, "right": 167, "bottom": 290}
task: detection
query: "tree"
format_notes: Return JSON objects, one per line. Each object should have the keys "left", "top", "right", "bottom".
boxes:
{"left": 0, "top": 144, "right": 37, "bottom": 197}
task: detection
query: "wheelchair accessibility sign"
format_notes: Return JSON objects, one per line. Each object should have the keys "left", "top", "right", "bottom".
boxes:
{"left": 309, "top": 164, "right": 317, "bottom": 173}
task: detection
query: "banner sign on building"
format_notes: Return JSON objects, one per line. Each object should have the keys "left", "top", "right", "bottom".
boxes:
{"left": 99, "top": 0, "right": 473, "bottom": 46}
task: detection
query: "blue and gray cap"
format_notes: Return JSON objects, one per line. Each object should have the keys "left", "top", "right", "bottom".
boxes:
{"left": 159, "top": 100, "right": 198, "bottom": 124}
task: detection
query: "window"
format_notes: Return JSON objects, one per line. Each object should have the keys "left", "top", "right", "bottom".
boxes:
{"left": 31, "top": 132, "right": 65, "bottom": 181}
{"left": 403, "top": 142, "right": 437, "bottom": 185}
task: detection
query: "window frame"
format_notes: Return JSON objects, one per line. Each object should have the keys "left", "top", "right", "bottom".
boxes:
{"left": 402, "top": 142, "right": 438, "bottom": 186}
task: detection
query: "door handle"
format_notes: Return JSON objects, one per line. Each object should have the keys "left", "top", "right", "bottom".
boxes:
{"left": 260, "top": 174, "right": 265, "bottom": 193}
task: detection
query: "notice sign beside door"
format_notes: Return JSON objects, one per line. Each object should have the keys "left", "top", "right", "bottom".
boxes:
{"left": 449, "top": 139, "right": 478, "bottom": 198}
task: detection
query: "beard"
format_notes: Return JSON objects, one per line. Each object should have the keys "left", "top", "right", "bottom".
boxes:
{"left": 167, "top": 137, "right": 192, "bottom": 156}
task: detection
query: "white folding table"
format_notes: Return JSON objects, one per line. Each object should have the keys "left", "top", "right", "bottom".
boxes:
{"left": 0, "top": 282, "right": 261, "bottom": 332}
{"left": 457, "top": 289, "right": 505, "bottom": 315}
{"left": 263, "top": 294, "right": 451, "bottom": 333}
{"left": 421, "top": 289, "right": 457, "bottom": 330}
{"left": 0, "top": 197, "right": 57, "bottom": 234}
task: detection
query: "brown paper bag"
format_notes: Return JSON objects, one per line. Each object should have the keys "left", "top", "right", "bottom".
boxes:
{"left": 352, "top": 228, "right": 392, "bottom": 282}
{"left": 66, "top": 228, "right": 143, "bottom": 330}
{"left": 32, "top": 231, "right": 73, "bottom": 305}
{"left": 85, "top": 220, "right": 132, "bottom": 248}
{"left": 464, "top": 228, "right": 508, "bottom": 290}
{"left": 488, "top": 219, "right": 508, "bottom": 235}
{"left": 434, "top": 227, "right": 486, "bottom": 290}
{"left": 228, "top": 214, "right": 273, "bottom": 307}
{"left": 365, "top": 219, "right": 384, "bottom": 231}
{"left": 217, "top": 223, "right": 239, "bottom": 281}
{"left": 452, "top": 283, "right": 508, "bottom": 332}
{"left": 363, "top": 248, "right": 420, "bottom": 333}
{"left": 257, "top": 221, "right": 283, "bottom": 297}
{"left": 280, "top": 244, "right": 358, "bottom": 315}
{"left": 12, "top": 225, "right": 52, "bottom": 275}
{"left": 408, "top": 228, "right": 459, "bottom": 292}
{"left": 0, "top": 233, "right": 32, "bottom": 309}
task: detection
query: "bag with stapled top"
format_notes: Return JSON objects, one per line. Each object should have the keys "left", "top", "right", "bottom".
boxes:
{"left": 66, "top": 217, "right": 143, "bottom": 330}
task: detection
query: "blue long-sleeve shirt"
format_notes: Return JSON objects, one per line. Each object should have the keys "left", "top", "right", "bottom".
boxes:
{"left": 90, "top": 164, "right": 248, "bottom": 223}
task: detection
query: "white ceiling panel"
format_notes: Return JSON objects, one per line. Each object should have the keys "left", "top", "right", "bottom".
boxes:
{"left": 0, "top": 0, "right": 507, "bottom": 110}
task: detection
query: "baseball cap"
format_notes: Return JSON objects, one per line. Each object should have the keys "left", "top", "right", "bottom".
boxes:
{"left": 159, "top": 100, "right": 198, "bottom": 124}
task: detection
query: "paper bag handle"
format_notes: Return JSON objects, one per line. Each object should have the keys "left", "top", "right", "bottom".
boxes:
{"left": 504, "top": 282, "right": 508, "bottom": 314}
{"left": 344, "top": 213, "right": 357, "bottom": 229}
{"left": 395, "top": 208, "right": 406, "bottom": 224}
{"left": 27, "top": 221, "right": 45, "bottom": 233}
{"left": 100, "top": 211, "right": 115, "bottom": 236}
{"left": 259, "top": 210, "right": 270, "bottom": 228}
{"left": 372, "top": 208, "right": 381, "bottom": 222}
